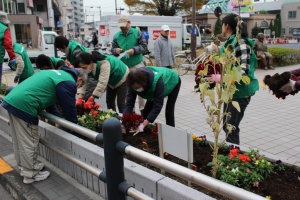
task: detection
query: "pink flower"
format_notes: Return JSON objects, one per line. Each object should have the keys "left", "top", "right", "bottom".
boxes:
{"left": 253, "top": 181, "right": 259, "bottom": 187}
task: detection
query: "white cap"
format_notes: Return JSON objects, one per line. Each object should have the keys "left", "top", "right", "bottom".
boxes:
{"left": 161, "top": 25, "right": 170, "bottom": 31}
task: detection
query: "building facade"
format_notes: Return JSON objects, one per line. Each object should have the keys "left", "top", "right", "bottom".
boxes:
{"left": 71, "top": 0, "right": 84, "bottom": 37}
{"left": 281, "top": 0, "right": 300, "bottom": 37}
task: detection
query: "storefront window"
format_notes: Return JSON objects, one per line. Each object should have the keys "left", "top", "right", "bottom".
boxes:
{"left": 15, "top": 24, "right": 31, "bottom": 44}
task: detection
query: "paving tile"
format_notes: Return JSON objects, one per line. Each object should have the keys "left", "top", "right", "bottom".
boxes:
{"left": 43, "top": 189, "right": 60, "bottom": 200}
{"left": 55, "top": 193, "right": 75, "bottom": 200}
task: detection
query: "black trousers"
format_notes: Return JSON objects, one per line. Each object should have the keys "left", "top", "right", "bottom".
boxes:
{"left": 143, "top": 78, "right": 181, "bottom": 127}
{"left": 106, "top": 82, "right": 128, "bottom": 113}
{"left": 223, "top": 96, "right": 251, "bottom": 145}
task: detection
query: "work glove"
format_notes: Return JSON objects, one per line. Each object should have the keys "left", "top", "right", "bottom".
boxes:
{"left": 92, "top": 103, "right": 101, "bottom": 110}
{"left": 14, "top": 75, "right": 19, "bottom": 83}
{"left": 133, "top": 123, "right": 144, "bottom": 136}
{"left": 84, "top": 97, "right": 94, "bottom": 110}
{"left": 210, "top": 74, "right": 221, "bottom": 83}
{"left": 280, "top": 80, "right": 296, "bottom": 94}
{"left": 75, "top": 97, "right": 83, "bottom": 106}
{"left": 9, "top": 59, "right": 16, "bottom": 65}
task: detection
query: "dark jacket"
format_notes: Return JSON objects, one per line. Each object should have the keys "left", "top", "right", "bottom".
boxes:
{"left": 123, "top": 67, "right": 164, "bottom": 123}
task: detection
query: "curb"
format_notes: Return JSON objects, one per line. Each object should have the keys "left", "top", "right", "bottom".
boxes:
{"left": 0, "top": 169, "right": 48, "bottom": 200}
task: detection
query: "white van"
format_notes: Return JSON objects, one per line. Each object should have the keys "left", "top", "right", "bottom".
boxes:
{"left": 5, "top": 31, "right": 65, "bottom": 60}
{"left": 96, "top": 15, "right": 201, "bottom": 52}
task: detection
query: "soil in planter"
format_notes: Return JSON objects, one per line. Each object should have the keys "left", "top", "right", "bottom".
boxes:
{"left": 121, "top": 132, "right": 300, "bottom": 200}
{"left": 71, "top": 129, "right": 300, "bottom": 200}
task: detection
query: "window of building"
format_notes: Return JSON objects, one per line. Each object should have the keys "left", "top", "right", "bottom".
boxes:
{"left": 15, "top": 24, "right": 31, "bottom": 44}
{"left": 260, "top": 21, "right": 269, "bottom": 28}
{"left": 88, "top": 28, "right": 94, "bottom": 30}
{"left": 289, "top": 28, "right": 293, "bottom": 34}
{"left": 288, "top": 11, "right": 296, "bottom": 19}
{"left": 80, "top": 28, "right": 84, "bottom": 32}
{"left": 282, "top": 28, "right": 285, "bottom": 34}
{"left": 293, "top": 28, "right": 300, "bottom": 35}
{"left": 36, "top": 5, "right": 44, "bottom": 12}
{"left": 18, "top": 3, "right": 25, "bottom": 13}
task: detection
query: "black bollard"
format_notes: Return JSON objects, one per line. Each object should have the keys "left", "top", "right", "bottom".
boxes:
{"left": 102, "top": 117, "right": 125, "bottom": 200}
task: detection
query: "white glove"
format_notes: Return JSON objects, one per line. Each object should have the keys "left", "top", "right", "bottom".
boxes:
{"left": 280, "top": 80, "right": 296, "bottom": 94}
{"left": 133, "top": 123, "right": 144, "bottom": 136}
{"left": 118, "top": 52, "right": 129, "bottom": 59}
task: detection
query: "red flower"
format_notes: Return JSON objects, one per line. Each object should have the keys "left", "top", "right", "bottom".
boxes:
{"left": 230, "top": 148, "right": 239, "bottom": 157}
{"left": 239, "top": 154, "right": 251, "bottom": 162}
{"left": 91, "top": 110, "right": 98, "bottom": 116}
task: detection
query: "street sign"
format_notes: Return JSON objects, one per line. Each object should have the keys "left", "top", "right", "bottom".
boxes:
{"left": 57, "top": 21, "right": 62, "bottom": 27}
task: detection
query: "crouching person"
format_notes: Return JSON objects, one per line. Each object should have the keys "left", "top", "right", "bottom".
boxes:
{"left": 35, "top": 54, "right": 66, "bottom": 70}
{"left": 1, "top": 66, "right": 87, "bottom": 184}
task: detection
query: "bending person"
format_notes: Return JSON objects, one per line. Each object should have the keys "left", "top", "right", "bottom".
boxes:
{"left": 123, "top": 66, "right": 181, "bottom": 131}
{"left": 75, "top": 51, "right": 129, "bottom": 113}
{"left": 36, "top": 54, "right": 66, "bottom": 70}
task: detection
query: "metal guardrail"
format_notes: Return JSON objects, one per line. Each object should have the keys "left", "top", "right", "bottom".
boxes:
{"left": 0, "top": 94, "right": 266, "bottom": 199}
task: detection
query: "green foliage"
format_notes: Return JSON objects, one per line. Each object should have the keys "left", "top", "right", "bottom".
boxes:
{"left": 251, "top": 22, "right": 261, "bottom": 38}
{"left": 268, "top": 47, "right": 300, "bottom": 66}
{"left": 78, "top": 110, "right": 121, "bottom": 131}
{"left": 208, "top": 149, "right": 274, "bottom": 188}
{"left": 269, "top": 20, "right": 275, "bottom": 34}
{"left": 258, "top": 10, "right": 268, "bottom": 14}
{"left": 124, "top": 0, "right": 205, "bottom": 16}
{"left": 192, "top": 134, "right": 208, "bottom": 147}
{"left": 0, "top": 84, "right": 7, "bottom": 95}
{"left": 214, "top": 17, "right": 222, "bottom": 36}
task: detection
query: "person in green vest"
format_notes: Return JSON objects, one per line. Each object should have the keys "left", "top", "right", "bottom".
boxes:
{"left": 35, "top": 54, "right": 66, "bottom": 70}
{"left": 8, "top": 43, "right": 34, "bottom": 84}
{"left": 54, "top": 36, "right": 98, "bottom": 101}
{"left": 111, "top": 15, "right": 148, "bottom": 114}
{"left": 123, "top": 66, "right": 181, "bottom": 134}
{"left": 54, "top": 36, "right": 89, "bottom": 65}
{"left": 0, "top": 11, "right": 16, "bottom": 87}
{"left": 1, "top": 66, "right": 87, "bottom": 184}
{"left": 75, "top": 51, "right": 129, "bottom": 113}
{"left": 220, "top": 13, "right": 259, "bottom": 145}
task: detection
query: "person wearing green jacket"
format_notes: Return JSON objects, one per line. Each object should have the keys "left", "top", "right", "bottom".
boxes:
{"left": 111, "top": 15, "right": 148, "bottom": 114}
{"left": 9, "top": 43, "right": 34, "bottom": 84}
{"left": 123, "top": 67, "right": 181, "bottom": 134}
{"left": 220, "top": 13, "right": 259, "bottom": 145}
{"left": 75, "top": 51, "right": 129, "bottom": 113}
{"left": 1, "top": 66, "right": 87, "bottom": 184}
{"left": 36, "top": 54, "right": 66, "bottom": 70}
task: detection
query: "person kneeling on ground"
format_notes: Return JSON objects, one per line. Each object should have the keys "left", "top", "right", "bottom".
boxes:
{"left": 8, "top": 42, "right": 34, "bottom": 84}
{"left": 123, "top": 66, "right": 181, "bottom": 134}
{"left": 75, "top": 51, "right": 129, "bottom": 113}
{"left": 1, "top": 66, "right": 87, "bottom": 184}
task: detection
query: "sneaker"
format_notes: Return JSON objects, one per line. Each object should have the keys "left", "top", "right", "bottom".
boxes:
{"left": 23, "top": 171, "right": 50, "bottom": 184}
{"left": 20, "top": 163, "right": 45, "bottom": 176}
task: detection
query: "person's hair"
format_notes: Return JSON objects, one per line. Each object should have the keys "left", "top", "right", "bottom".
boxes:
{"left": 56, "top": 60, "right": 65, "bottom": 69}
{"left": 54, "top": 36, "right": 69, "bottom": 48}
{"left": 75, "top": 68, "right": 88, "bottom": 84}
{"left": 35, "top": 54, "right": 53, "bottom": 69}
{"left": 222, "top": 14, "right": 248, "bottom": 38}
{"left": 74, "top": 51, "right": 107, "bottom": 68}
{"left": 126, "top": 68, "right": 148, "bottom": 88}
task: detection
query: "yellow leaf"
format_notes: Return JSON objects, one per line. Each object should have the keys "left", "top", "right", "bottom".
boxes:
{"left": 211, "top": 122, "right": 220, "bottom": 131}
{"left": 199, "top": 83, "right": 209, "bottom": 93}
{"left": 221, "top": 92, "right": 229, "bottom": 103}
{"left": 206, "top": 90, "right": 215, "bottom": 103}
{"left": 242, "top": 76, "right": 251, "bottom": 85}
{"left": 232, "top": 101, "right": 241, "bottom": 112}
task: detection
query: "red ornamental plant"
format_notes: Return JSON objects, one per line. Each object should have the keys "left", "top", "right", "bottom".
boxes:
{"left": 194, "top": 61, "right": 222, "bottom": 90}
{"left": 122, "top": 113, "right": 144, "bottom": 132}
{"left": 76, "top": 99, "right": 101, "bottom": 116}
{"left": 263, "top": 72, "right": 299, "bottom": 99}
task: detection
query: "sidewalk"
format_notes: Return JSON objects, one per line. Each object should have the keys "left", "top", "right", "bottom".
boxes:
{"left": 1, "top": 64, "right": 300, "bottom": 199}
{"left": 0, "top": 131, "right": 103, "bottom": 200}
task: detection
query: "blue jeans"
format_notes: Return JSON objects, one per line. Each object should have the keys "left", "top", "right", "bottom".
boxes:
{"left": 223, "top": 96, "right": 252, "bottom": 145}
{"left": 0, "top": 63, "right": 2, "bottom": 88}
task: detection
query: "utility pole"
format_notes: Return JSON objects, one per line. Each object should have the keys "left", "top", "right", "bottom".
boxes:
{"left": 191, "top": 0, "right": 196, "bottom": 60}
{"left": 115, "top": 0, "right": 117, "bottom": 14}
{"left": 116, "top": 7, "right": 125, "bottom": 15}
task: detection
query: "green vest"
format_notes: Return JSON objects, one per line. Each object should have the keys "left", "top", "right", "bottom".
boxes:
{"left": 50, "top": 57, "right": 64, "bottom": 69}
{"left": 4, "top": 70, "right": 75, "bottom": 116}
{"left": 13, "top": 43, "right": 34, "bottom": 79}
{"left": 133, "top": 66, "right": 179, "bottom": 101}
{"left": 0, "top": 21, "right": 8, "bottom": 63}
{"left": 114, "top": 28, "right": 143, "bottom": 67}
{"left": 220, "top": 35, "right": 259, "bottom": 99}
{"left": 67, "top": 40, "right": 89, "bottom": 64}
{"left": 88, "top": 55, "right": 128, "bottom": 86}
